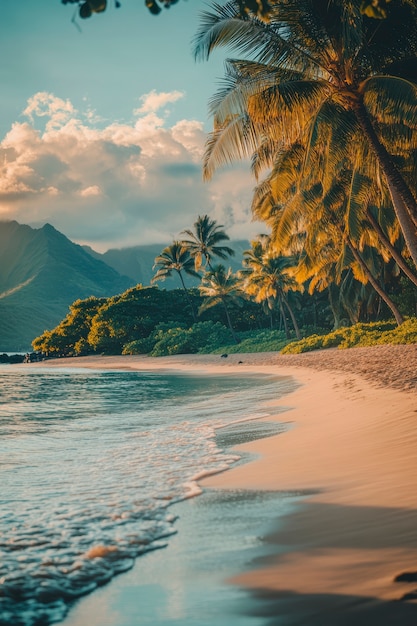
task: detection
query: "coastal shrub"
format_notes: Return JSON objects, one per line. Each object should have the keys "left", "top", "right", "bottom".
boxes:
{"left": 73, "top": 337, "right": 91, "bottom": 356}
{"left": 389, "top": 318, "right": 417, "bottom": 343}
{"left": 186, "top": 321, "right": 231, "bottom": 351}
{"left": 200, "top": 328, "right": 291, "bottom": 354}
{"left": 0, "top": 353, "right": 25, "bottom": 363}
{"left": 122, "top": 321, "right": 233, "bottom": 357}
{"left": 150, "top": 328, "right": 193, "bottom": 356}
{"left": 281, "top": 333, "right": 328, "bottom": 354}
{"left": 121, "top": 317, "right": 417, "bottom": 357}
{"left": 281, "top": 318, "right": 417, "bottom": 353}
{"left": 122, "top": 336, "right": 154, "bottom": 355}
{"left": 150, "top": 321, "right": 232, "bottom": 356}
{"left": 122, "top": 322, "right": 187, "bottom": 355}
{"left": 347, "top": 318, "right": 417, "bottom": 347}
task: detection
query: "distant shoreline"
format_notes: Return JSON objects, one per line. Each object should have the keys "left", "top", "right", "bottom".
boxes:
{"left": 28, "top": 343, "right": 417, "bottom": 392}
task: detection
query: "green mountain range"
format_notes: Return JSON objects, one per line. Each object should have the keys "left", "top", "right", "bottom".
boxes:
{"left": 0, "top": 221, "right": 134, "bottom": 351}
{"left": 0, "top": 221, "right": 250, "bottom": 351}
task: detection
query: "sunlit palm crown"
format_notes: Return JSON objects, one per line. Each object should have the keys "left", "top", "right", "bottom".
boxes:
{"left": 200, "top": 263, "right": 242, "bottom": 296}
{"left": 241, "top": 236, "right": 301, "bottom": 299}
{"left": 181, "top": 214, "right": 235, "bottom": 270}
{"left": 194, "top": 0, "right": 417, "bottom": 274}
{"left": 151, "top": 241, "right": 200, "bottom": 282}
{"left": 194, "top": 0, "right": 417, "bottom": 181}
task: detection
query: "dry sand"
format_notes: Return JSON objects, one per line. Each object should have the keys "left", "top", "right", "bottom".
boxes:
{"left": 41, "top": 345, "right": 417, "bottom": 624}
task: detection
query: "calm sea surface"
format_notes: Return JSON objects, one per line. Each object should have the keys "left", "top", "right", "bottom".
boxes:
{"left": 0, "top": 364, "right": 297, "bottom": 626}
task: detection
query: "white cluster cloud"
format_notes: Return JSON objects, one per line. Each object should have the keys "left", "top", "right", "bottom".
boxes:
{"left": 0, "top": 91, "right": 260, "bottom": 251}
{"left": 134, "top": 90, "right": 184, "bottom": 115}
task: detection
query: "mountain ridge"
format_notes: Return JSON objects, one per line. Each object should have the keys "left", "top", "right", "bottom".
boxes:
{"left": 0, "top": 221, "right": 250, "bottom": 351}
{"left": 83, "top": 240, "right": 251, "bottom": 287}
{"left": 0, "top": 221, "right": 134, "bottom": 350}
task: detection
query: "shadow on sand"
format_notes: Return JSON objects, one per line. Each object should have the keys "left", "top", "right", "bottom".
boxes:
{"left": 241, "top": 500, "right": 417, "bottom": 625}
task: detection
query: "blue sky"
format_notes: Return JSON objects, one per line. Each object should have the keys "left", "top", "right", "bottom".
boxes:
{"left": 0, "top": 0, "right": 260, "bottom": 251}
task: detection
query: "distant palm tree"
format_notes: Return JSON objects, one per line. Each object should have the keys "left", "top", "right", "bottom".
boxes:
{"left": 199, "top": 264, "right": 243, "bottom": 343}
{"left": 151, "top": 241, "right": 200, "bottom": 322}
{"left": 181, "top": 214, "right": 235, "bottom": 271}
{"left": 241, "top": 236, "right": 302, "bottom": 338}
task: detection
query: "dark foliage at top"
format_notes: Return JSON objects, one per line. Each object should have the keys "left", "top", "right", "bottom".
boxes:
{"left": 61, "top": 0, "right": 396, "bottom": 21}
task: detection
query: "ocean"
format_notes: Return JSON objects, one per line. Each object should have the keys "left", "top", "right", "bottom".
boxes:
{"left": 0, "top": 364, "right": 298, "bottom": 626}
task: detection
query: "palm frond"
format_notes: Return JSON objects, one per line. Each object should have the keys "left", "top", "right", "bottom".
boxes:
{"left": 363, "top": 76, "right": 417, "bottom": 130}
{"left": 203, "top": 113, "right": 260, "bottom": 180}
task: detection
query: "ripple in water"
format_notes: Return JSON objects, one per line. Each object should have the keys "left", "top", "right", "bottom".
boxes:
{"left": 0, "top": 366, "right": 297, "bottom": 626}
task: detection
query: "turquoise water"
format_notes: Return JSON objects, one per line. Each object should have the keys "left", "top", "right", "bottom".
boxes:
{"left": 0, "top": 365, "right": 297, "bottom": 626}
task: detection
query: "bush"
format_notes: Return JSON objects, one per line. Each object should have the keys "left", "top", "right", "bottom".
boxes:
{"left": 121, "top": 321, "right": 232, "bottom": 357}
{"left": 200, "top": 328, "right": 290, "bottom": 354}
{"left": 150, "top": 321, "right": 233, "bottom": 356}
{"left": 281, "top": 318, "right": 417, "bottom": 353}
{"left": 122, "top": 336, "right": 155, "bottom": 355}
{"left": 150, "top": 327, "right": 194, "bottom": 356}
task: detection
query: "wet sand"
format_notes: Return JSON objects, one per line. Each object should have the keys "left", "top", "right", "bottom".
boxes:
{"left": 44, "top": 346, "right": 417, "bottom": 624}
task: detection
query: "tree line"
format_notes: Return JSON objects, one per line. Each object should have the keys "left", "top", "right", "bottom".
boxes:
{"left": 32, "top": 213, "right": 415, "bottom": 357}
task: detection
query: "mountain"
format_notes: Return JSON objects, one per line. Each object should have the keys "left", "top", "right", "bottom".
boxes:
{"left": 83, "top": 243, "right": 165, "bottom": 287}
{"left": 0, "top": 220, "right": 251, "bottom": 351}
{"left": 83, "top": 240, "right": 251, "bottom": 288}
{"left": 0, "top": 221, "right": 134, "bottom": 351}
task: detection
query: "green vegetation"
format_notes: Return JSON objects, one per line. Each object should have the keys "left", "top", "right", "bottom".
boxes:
{"left": 200, "top": 328, "right": 290, "bottom": 354}
{"left": 282, "top": 318, "right": 417, "bottom": 354}
{"left": 181, "top": 214, "right": 235, "bottom": 272}
{"left": 123, "top": 321, "right": 233, "bottom": 356}
{"left": 32, "top": 280, "right": 282, "bottom": 356}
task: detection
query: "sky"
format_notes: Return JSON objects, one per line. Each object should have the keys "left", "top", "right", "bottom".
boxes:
{"left": 0, "top": 0, "right": 262, "bottom": 252}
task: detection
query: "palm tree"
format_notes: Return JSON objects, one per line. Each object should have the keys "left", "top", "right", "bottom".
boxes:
{"left": 181, "top": 214, "right": 235, "bottom": 271}
{"left": 151, "top": 241, "right": 200, "bottom": 321}
{"left": 252, "top": 137, "right": 417, "bottom": 288}
{"left": 240, "top": 236, "right": 302, "bottom": 338}
{"left": 250, "top": 142, "right": 406, "bottom": 325}
{"left": 193, "top": 0, "right": 417, "bottom": 266}
{"left": 199, "top": 264, "right": 244, "bottom": 343}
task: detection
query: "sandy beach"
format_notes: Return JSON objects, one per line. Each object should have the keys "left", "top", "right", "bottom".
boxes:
{"left": 42, "top": 345, "right": 417, "bottom": 624}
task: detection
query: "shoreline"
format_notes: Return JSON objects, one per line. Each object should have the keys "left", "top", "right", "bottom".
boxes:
{"left": 32, "top": 347, "right": 417, "bottom": 623}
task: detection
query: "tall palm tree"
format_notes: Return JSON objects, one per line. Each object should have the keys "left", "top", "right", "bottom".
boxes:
{"left": 250, "top": 140, "right": 406, "bottom": 325}
{"left": 193, "top": 0, "right": 417, "bottom": 265}
{"left": 181, "top": 214, "right": 235, "bottom": 271}
{"left": 252, "top": 137, "right": 417, "bottom": 288}
{"left": 199, "top": 264, "right": 243, "bottom": 343}
{"left": 240, "top": 236, "right": 302, "bottom": 338}
{"left": 151, "top": 241, "right": 200, "bottom": 321}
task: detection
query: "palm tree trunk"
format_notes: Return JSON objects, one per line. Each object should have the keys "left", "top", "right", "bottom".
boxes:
{"left": 347, "top": 240, "right": 404, "bottom": 326}
{"left": 279, "top": 299, "right": 290, "bottom": 339}
{"left": 385, "top": 181, "right": 417, "bottom": 268}
{"left": 328, "top": 283, "right": 343, "bottom": 329}
{"left": 178, "top": 271, "right": 198, "bottom": 323}
{"left": 282, "top": 296, "right": 301, "bottom": 339}
{"left": 353, "top": 100, "right": 417, "bottom": 266}
{"left": 366, "top": 209, "right": 417, "bottom": 287}
{"left": 221, "top": 299, "right": 240, "bottom": 344}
